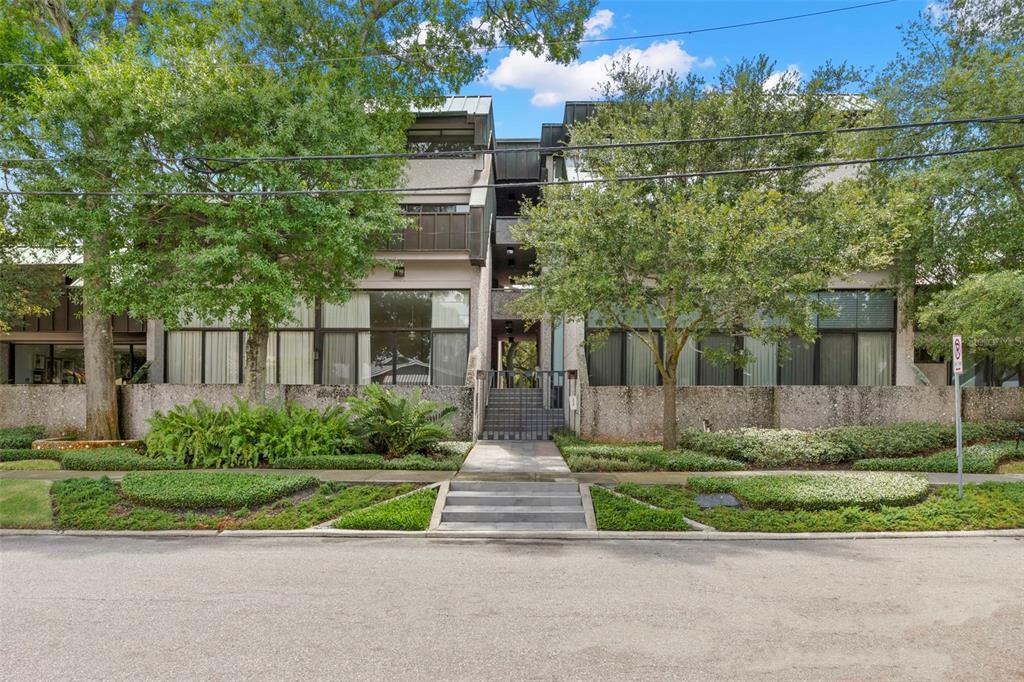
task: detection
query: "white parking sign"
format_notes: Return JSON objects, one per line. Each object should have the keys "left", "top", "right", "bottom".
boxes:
{"left": 952, "top": 335, "right": 964, "bottom": 375}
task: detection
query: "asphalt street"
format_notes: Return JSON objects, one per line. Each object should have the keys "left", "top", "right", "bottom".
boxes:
{"left": 1, "top": 535, "right": 1022, "bottom": 680}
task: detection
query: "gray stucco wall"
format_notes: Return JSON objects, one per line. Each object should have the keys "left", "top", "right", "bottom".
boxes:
{"left": 579, "top": 385, "right": 1024, "bottom": 441}
{"left": 0, "top": 384, "right": 474, "bottom": 440}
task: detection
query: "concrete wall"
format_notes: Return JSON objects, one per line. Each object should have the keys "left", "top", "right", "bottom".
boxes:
{"left": 0, "top": 384, "right": 474, "bottom": 440}
{"left": 579, "top": 385, "right": 1024, "bottom": 441}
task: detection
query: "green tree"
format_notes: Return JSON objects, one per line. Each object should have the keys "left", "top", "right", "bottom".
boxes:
{"left": 872, "top": 0, "right": 1024, "bottom": 371}
{"left": 1, "top": 1, "right": 595, "bottom": 429}
{"left": 513, "top": 59, "right": 894, "bottom": 449}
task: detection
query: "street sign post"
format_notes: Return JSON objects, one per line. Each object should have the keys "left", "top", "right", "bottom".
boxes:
{"left": 952, "top": 335, "right": 964, "bottom": 498}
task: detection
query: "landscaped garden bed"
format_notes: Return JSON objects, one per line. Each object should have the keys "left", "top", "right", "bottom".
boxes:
{"left": 556, "top": 421, "right": 1023, "bottom": 472}
{"left": 39, "top": 472, "right": 423, "bottom": 530}
{"left": 592, "top": 477, "right": 1024, "bottom": 532}
{"left": 852, "top": 441, "right": 1021, "bottom": 474}
{"left": 333, "top": 487, "right": 438, "bottom": 531}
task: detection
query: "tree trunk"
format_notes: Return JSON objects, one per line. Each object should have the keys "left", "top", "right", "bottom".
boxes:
{"left": 661, "top": 367, "right": 678, "bottom": 451}
{"left": 82, "top": 239, "right": 119, "bottom": 440}
{"left": 244, "top": 324, "right": 269, "bottom": 404}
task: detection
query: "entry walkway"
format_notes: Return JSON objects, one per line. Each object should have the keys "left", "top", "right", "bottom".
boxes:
{"left": 458, "top": 440, "right": 572, "bottom": 477}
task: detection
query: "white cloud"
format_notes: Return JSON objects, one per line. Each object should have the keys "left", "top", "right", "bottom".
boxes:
{"left": 485, "top": 40, "right": 706, "bottom": 107}
{"left": 763, "top": 64, "right": 802, "bottom": 91}
{"left": 583, "top": 9, "right": 614, "bottom": 38}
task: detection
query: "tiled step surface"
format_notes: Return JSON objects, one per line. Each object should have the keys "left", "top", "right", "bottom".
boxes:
{"left": 438, "top": 481, "right": 586, "bottom": 531}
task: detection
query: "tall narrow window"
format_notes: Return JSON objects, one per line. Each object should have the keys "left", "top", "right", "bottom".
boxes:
{"left": 676, "top": 338, "right": 697, "bottom": 386}
{"left": 857, "top": 332, "right": 893, "bottom": 386}
{"left": 166, "top": 331, "right": 202, "bottom": 384}
{"left": 433, "top": 332, "right": 468, "bottom": 385}
{"left": 278, "top": 332, "right": 313, "bottom": 384}
{"left": 779, "top": 336, "right": 815, "bottom": 385}
{"left": 588, "top": 332, "right": 623, "bottom": 386}
{"left": 625, "top": 332, "right": 659, "bottom": 386}
{"left": 743, "top": 337, "right": 777, "bottom": 386}
{"left": 204, "top": 331, "right": 240, "bottom": 384}
{"left": 322, "top": 332, "right": 357, "bottom": 385}
{"left": 699, "top": 334, "right": 735, "bottom": 385}
{"left": 395, "top": 331, "right": 431, "bottom": 385}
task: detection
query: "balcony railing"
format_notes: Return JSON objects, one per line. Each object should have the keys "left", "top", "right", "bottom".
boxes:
{"left": 389, "top": 211, "right": 486, "bottom": 263}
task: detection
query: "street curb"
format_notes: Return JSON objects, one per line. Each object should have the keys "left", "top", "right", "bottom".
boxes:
{"left": 4, "top": 528, "right": 1022, "bottom": 541}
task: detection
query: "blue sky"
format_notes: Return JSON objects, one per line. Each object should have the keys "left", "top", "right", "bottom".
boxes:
{"left": 462, "top": 0, "right": 933, "bottom": 138}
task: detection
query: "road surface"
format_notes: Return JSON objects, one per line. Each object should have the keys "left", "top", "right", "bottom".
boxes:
{"left": 1, "top": 536, "right": 1022, "bottom": 680}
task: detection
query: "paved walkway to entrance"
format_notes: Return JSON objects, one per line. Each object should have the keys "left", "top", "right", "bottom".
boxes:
{"left": 458, "top": 440, "right": 571, "bottom": 476}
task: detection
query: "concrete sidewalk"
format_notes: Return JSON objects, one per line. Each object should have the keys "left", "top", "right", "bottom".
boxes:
{"left": 457, "top": 440, "right": 572, "bottom": 477}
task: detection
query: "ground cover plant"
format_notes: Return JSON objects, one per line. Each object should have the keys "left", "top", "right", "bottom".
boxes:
{"left": 589, "top": 486, "right": 693, "bottom": 531}
{"left": 120, "top": 471, "right": 318, "bottom": 509}
{"left": 0, "top": 459, "right": 60, "bottom": 471}
{"left": 553, "top": 431, "right": 746, "bottom": 472}
{"left": 0, "top": 426, "right": 44, "bottom": 449}
{"left": 601, "top": 481, "right": 1024, "bottom": 532}
{"left": 50, "top": 476, "right": 416, "bottom": 531}
{"left": 271, "top": 442, "right": 472, "bottom": 471}
{"left": 0, "top": 448, "right": 63, "bottom": 462}
{"left": 852, "top": 442, "right": 1022, "bottom": 474}
{"left": 0, "top": 479, "right": 53, "bottom": 528}
{"left": 687, "top": 474, "right": 930, "bottom": 511}
{"left": 821, "top": 421, "right": 1019, "bottom": 459}
{"left": 1000, "top": 460, "right": 1024, "bottom": 474}
{"left": 334, "top": 487, "right": 437, "bottom": 531}
{"left": 60, "top": 448, "right": 185, "bottom": 471}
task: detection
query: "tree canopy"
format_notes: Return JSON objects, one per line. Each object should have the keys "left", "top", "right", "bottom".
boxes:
{"left": 513, "top": 58, "right": 895, "bottom": 449}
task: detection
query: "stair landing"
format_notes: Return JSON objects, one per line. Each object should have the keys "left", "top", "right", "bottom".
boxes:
{"left": 459, "top": 440, "right": 570, "bottom": 475}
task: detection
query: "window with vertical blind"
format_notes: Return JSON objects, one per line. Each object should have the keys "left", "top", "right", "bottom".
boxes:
{"left": 164, "top": 291, "right": 469, "bottom": 386}
{"left": 586, "top": 289, "right": 896, "bottom": 387}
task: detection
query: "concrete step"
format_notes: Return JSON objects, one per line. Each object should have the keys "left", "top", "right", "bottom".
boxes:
{"left": 436, "top": 521, "right": 588, "bottom": 531}
{"left": 444, "top": 491, "right": 582, "bottom": 506}
{"left": 440, "top": 505, "right": 586, "bottom": 524}
{"left": 449, "top": 481, "right": 579, "bottom": 494}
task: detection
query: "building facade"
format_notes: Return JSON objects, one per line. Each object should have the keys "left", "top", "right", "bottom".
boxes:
{"left": 3, "top": 98, "right": 1019, "bottom": 399}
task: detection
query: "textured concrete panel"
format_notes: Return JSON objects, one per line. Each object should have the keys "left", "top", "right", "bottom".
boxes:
{"left": 0, "top": 384, "right": 87, "bottom": 436}
{"left": 774, "top": 386, "right": 954, "bottom": 430}
{"left": 963, "top": 387, "right": 1024, "bottom": 422}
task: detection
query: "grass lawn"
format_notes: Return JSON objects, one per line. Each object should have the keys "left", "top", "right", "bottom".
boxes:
{"left": 0, "top": 479, "right": 53, "bottom": 528}
{"left": 0, "top": 459, "right": 61, "bottom": 471}
{"left": 599, "top": 481, "right": 1024, "bottom": 532}
{"left": 51, "top": 476, "right": 417, "bottom": 530}
{"left": 334, "top": 487, "right": 437, "bottom": 531}
{"left": 852, "top": 442, "right": 1021, "bottom": 474}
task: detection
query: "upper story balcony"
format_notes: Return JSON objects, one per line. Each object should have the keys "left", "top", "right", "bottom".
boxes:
{"left": 388, "top": 209, "right": 488, "bottom": 264}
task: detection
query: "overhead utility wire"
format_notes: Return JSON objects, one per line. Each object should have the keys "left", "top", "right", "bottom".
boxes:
{"left": 0, "top": 0, "right": 895, "bottom": 69}
{"left": 3, "top": 113, "right": 1022, "bottom": 166}
{"left": 2, "top": 142, "right": 1021, "bottom": 198}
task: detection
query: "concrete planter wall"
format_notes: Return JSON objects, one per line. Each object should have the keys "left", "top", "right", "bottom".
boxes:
{"left": 0, "top": 384, "right": 474, "bottom": 440}
{"left": 579, "top": 385, "right": 1024, "bottom": 441}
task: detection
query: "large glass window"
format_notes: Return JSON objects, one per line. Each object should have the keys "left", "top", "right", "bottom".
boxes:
{"left": 743, "top": 337, "right": 777, "bottom": 386}
{"left": 588, "top": 332, "right": 624, "bottom": 386}
{"left": 395, "top": 331, "right": 431, "bottom": 385}
{"left": 322, "top": 332, "right": 357, "bottom": 385}
{"left": 278, "top": 332, "right": 313, "bottom": 384}
{"left": 699, "top": 335, "right": 736, "bottom": 386}
{"left": 625, "top": 332, "right": 659, "bottom": 386}
{"left": 433, "top": 332, "right": 469, "bottom": 386}
{"left": 204, "top": 332, "right": 240, "bottom": 384}
{"left": 370, "top": 291, "right": 432, "bottom": 328}
{"left": 167, "top": 331, "right": 202, "bottom": 384}
{"left": 857, "top": 332, "right": 893, "bottom": 386}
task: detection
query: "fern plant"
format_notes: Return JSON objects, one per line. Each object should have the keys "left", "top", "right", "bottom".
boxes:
{"left": 346, "top": 385, "right": 456, "bottom": 459}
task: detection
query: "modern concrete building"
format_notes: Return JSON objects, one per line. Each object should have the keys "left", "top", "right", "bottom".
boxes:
{"left": 2, "top": 97, "right": 1020, "bottom": 439}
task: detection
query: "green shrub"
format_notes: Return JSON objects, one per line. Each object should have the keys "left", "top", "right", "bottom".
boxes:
{"left": 561, "top": 443, "right": 745, "bottom": 472}
{"left": 60, "top": 448, "right": 185, "bottom": 471}
{"left": 688, "top": 473, "right": 930, "bottom": 511}
{"left": 852, "top": 442, "right": 1019, "bottom": 474}
{"left": 145, "top": 399, "right": 360, "bottom": 468}
{"left": 0, "top": 458, "right": 61, "bottom": 471}
{"left": 333, "top": 487, "right": 437, "bottom": 530}
{"left": 678, "top": 428, "right": 853, "bottom": 467}
{"left": 0, "top": 448, "right": 63, "bottom": 462}
{"left": 272, "top": 454, "right": 387, "bottom": 469}
{"left": 822, "top": 421, "right": 1019, "bottom": 459}
{"left": 0, "top": 426, "right": 45, "bottom": 449}
{"left": 347, "top": 385, "right": 455, "bottom": 458}
{"left": 121, "top": 471, "right": 318, "bottom": 509}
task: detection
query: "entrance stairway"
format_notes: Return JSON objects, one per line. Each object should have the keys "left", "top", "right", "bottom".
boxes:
{"left": 437, "top": 480, "right": 586, "bottom": 531}
{"left": 481, "top": 388, "right": 565, "bottom": 440}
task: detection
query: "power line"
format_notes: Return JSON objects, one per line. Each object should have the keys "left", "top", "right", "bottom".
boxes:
{"left": 0, "top": 0, "right": 896, "bottom": 69}
{"left": 2, "top": 142, "right": 1021, "bottom": 198}
{"left": 3, "top": 113, "right": 1022, "bottom": 166}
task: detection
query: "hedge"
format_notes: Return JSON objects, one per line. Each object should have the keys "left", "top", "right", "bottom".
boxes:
{"left": 688, "top": 473, "right": 930, "bottom": 511}
{"left": 852, "top": 442, "right": 1021, "bottom": 474}
{"left": 0, "top": 426, "right": 45, "bottom": 449}
{"left": 822, "top": 421, "right": 1020, "bottom": 459}
{"left": 677, "top": 428, "right": 852, "bottom": 467}
{"left": 60, "top": 448, "right": 185, "bottom": 471}
{"left": 560, "top": 444, "right": 745, "bottom": 472}
{"left": 121, "top": 471, "right": 318, "bottom": 509}
{"left": 0, "top": 448, "right": 63, "bottom": 462}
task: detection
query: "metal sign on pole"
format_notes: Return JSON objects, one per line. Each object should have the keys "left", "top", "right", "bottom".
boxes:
{"left": 952, "top": 335, "right": 964, "bottom": 499}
